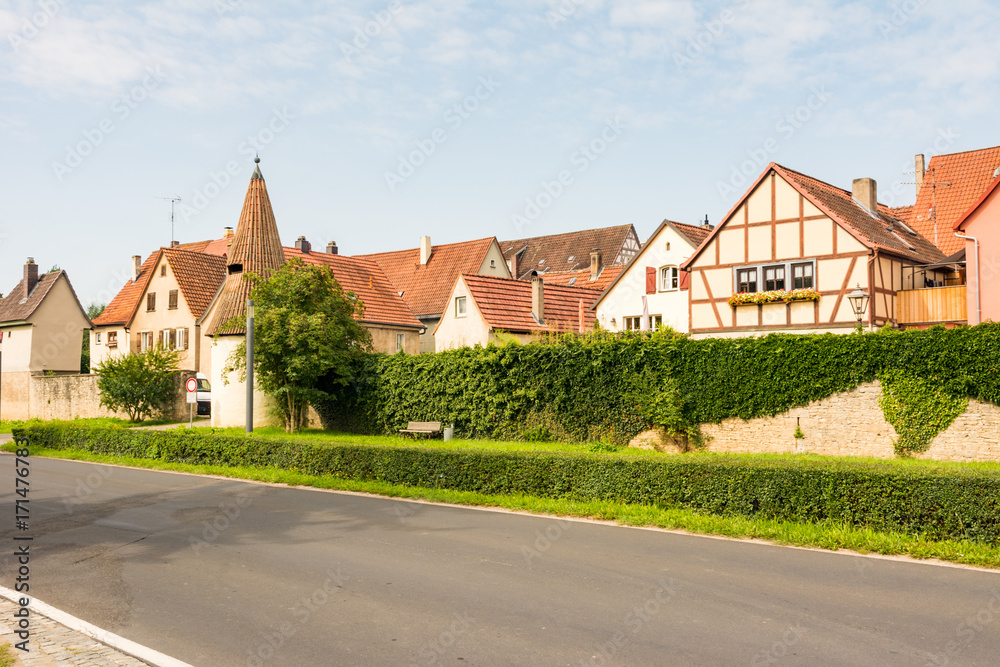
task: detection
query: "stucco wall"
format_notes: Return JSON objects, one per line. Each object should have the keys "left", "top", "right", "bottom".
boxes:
{"left": 209, "top": 335, "right": 277, "bottom": 428}
{"left": 434, "top": 277, "right": 493, "bottom": 351}
{"left": 961, "top": 185, "right": 1000, "bottom": 325}
{"left": 368, "top": 325, "right": 420, "bottom": 355}
{"left": 595, "top": 224, "right": 695, "bottom": 333}
{"left": 130, "top": 254, "right": 201, "bottom": 371}
{"left": 696, "top": 381, "right": 1000, "bottom": 462}
{"left": 28, "top": 277, "right": 90, "bottom": 372}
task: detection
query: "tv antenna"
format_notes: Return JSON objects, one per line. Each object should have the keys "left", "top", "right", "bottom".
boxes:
{"left": 157, "top": 196, "right": 182, "bottom": 245}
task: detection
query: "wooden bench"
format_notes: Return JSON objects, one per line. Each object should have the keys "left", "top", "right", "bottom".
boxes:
{"left": 399, "top": 421, "right": 443, "bottom": 438}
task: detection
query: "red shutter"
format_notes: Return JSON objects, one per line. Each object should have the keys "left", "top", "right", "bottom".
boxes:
{"left": 679, "top": 271, "right": 690, "bottom": 291}
{"left": 645, "top": 267, "right": 656, "bottom": 294}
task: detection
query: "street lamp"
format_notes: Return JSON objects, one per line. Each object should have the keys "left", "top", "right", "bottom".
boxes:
{"left": 246, "top": 299, "right": 254, "bottom": 434}
{"left": 847, "top": 284, "right": 870, "bottom": 330}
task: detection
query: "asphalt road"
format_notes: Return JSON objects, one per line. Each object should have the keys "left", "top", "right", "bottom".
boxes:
{"left": 2, "top": 454, "right": 999, "bottom": 667}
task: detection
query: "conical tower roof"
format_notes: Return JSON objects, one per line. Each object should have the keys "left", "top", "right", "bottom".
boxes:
{"left": 206, "top": 158, "right": 285, "bottom": 335}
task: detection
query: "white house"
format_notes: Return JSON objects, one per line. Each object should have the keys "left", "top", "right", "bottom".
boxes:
{"left": 593, "top": 220, "right": 709, "bottom": 333}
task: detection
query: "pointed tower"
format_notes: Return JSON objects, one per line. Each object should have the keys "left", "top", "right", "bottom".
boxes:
{"left": 206, "top": 157, "right": 285, "bottom": 336}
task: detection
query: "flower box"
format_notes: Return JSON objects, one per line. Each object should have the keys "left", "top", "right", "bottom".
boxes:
{"left": 727, "top": 288, "right": 821, "bottom": 308}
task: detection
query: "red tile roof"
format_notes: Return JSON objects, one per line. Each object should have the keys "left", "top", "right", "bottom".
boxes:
{"left": 954, "top": 173, "right": 1000, "bottom": 232}
{"left": 284, "top": 249, "right": 422, "bottom": 329}
{"left": 671, "top": 221, "right": 711, "bottom": 248}
{"left": 774, "top": 164, "right": 945, "bottom": 265}
{"left": 92, "top": 252, "right": 159, "bottom": 327}
{"left": 206, "top": 162, "right": 286, "bottom": 336}
{"left": 500, "top": 225, "right": 638, "bottom": 278}
{"left": 540, "top": 266, "right": 624, "bottom": 292}
{"left": 356, "top": 238, "right": 497, "bottom": 319}
{"left": 163, "top": 247, "right": 227, "bottom": 319}
{"left": 0, "top": 269, "right": 88, "bottom": 325}
{"left": 905, "top": 146, "right": 1000, "bottom": 255}
{"left": 461, "top": 273, "right": 603, "bottom": 334}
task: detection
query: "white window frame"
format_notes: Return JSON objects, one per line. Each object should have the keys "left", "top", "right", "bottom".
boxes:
{"left": 396, "top": 333, "right": 405, "bottom": 353}
{"left": 659, "top": 266, "right": 679, "bottom": 292}
{"left": 734, "top": 259, "right": 817, "bottom": 294}
{"left": 175, "top": 328, "right": 187, "bottom": 351}
{"left": 95, "top": 332, "right": 101, "bottom": 343}
{"left": 455, "top": 296, "right": 467, "bottom": 318}
{"left": 623, "top": 315, "right": 663, "bottom": 330}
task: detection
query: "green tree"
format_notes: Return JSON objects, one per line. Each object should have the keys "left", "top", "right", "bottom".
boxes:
{"left": 96, "top": 346, "right": 180, "bottom": 422}
{"left": 223, "top": 258, "right": 373, "bottom": 432}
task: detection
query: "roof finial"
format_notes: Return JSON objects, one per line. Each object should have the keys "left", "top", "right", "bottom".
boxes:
{"left": 254, "top": 154, "right": 260, "bottom": 164}
{"left": 251, "top": 154, "right": 263, "bottom": 180}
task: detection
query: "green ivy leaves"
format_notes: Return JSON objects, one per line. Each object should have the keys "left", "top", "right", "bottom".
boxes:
{"left": 879, "top": 369, "right": 969, "bottom": 456}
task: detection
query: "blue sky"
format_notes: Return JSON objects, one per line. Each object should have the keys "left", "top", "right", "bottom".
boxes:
{"left": 1, "top": 0, "right": 998, "bottom": 308}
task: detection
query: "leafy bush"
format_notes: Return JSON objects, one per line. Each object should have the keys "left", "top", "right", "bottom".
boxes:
{"left": 315, "top": 324, "right": 1000, "bottom": 447}
{"left": 95, "top": 346, "right": 180, "bottom": 422}
{"left": 879, "top": 369, "right": 969, "bottom": 456}
{"left": 15, "top": 423, "right": 1000, "bottom": 545}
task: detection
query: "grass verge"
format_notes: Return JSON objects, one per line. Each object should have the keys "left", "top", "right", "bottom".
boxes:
{"left": 12, "top": 444, "right": 1000, "bottom": 570}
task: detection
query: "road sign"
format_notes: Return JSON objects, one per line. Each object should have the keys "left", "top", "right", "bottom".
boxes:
{"left": 186, "top": 377, "right": 197, "bottom": 404}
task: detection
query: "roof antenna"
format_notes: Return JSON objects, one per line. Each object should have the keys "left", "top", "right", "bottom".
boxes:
{"left": 157, "top": 196, "right": 182, "bottom": 245}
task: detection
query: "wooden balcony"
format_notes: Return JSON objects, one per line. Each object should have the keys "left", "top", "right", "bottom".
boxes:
{"left": 897, "top": 285, "right": 967, "bottom": 326}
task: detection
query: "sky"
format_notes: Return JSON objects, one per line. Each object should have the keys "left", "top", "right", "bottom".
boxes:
{"left": 1, "top": 0, "right": 998, "bottom": 309}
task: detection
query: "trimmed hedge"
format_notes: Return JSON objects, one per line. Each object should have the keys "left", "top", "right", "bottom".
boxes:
{"left": 16, "top": 423, "right": 1000, "bottom": 545}
{"left": 315, "top": 324, "right": 1000, "bottom": 445}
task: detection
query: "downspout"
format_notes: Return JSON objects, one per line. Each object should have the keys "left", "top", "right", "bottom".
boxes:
{"left": 954, "top": 231, "right": 981, "bottom": 325}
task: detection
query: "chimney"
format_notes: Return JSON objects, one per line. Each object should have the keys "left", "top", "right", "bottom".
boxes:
{"left": 295, "top": 235, "right": 311, "bottom": 254}
{"left": 23, "top": 258, "right": 38, "bottom": 298}
{"left": 852, "top": 178, "right": 878, "bottom": 213}
{"left": 915, "top": 154, "right": 926, "bottom": 196}
{"left": 223, "top": 226, "right": 234, "bottom": 238}
{"left": 326, "top": 241, "right": 338, "bottom": 255}
{"left": 419, "top": 235, "right": 432, "bottom": 266}
{"left": 507, "top": 253, "right": 518, "bottom": 279}
{"left": 132, "top": 255, "right": 142, "bottom": 282}
{"left": 170, "top": 240, "right": 180, "bottom": 248}
{"left": 589, "top": 249, "right": 601, "bottom": 281}
{"left": 530, "top": 271, "right": 544, "bottom": 324}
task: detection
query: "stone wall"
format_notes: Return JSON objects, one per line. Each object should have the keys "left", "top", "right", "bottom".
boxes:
{"left": 692, "top": 381, "right": 1000, "bottom": 462}
{"left": 1, "top": 371, "right": 196, "bottom": 422}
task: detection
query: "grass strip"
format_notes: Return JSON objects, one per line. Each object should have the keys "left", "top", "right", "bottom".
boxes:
{"left": 10, "top": 444, "right": 1000, "bottom": 571}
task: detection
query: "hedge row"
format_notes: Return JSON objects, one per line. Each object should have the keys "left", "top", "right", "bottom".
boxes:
{"left": 314, "top": 324, "right": 1000, "bottom": 444}
{"left": 17, "top": 423, "right": 1000, "bottom": 544}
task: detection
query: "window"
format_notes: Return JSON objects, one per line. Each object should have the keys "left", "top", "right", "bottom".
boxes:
{"left": 737, "top": 268, "right": 757, "bottom": 293}
{"left": 95, "top": 332, "right": 101, "bottom": 343}
{"left": 160, "top": 265, "right": 167, "bottom": 277}
{"left": 623, "top": 315, "right": 663, "bottom": 330}
{"left": 146, "top": 293, "right": 156, "bottom": 312}
{"left": 161, "top": 329, "right": 176, "bottom": 349}
{"left": 176, "top": 328, "right": 188, "bottom": 350}
{"left": 665, "top": 242, "right": 671, "bottom": 251}
{"left": 168, "top": 290, "right": 178, "bottom": 310}
{"left": 659, "top": 266, "right": 679, "bottom": 292}
{"left": 107, "top": 331, "right": 117, "bottom": 348}
{"left": 792, "top": 263, "right": 814, "bottom": 289}
{"left": 490, "top": 259, "right": 496, "bottom": 268}
{"left": 455, "top": 296, "right": 467, "bottom": 317}
{"left": 763, "top": 265, "right": 785, "bottom": 291}
{"left": 396, "top": 333, "right": 405, "bottom": 353}
{"left": 139, "top": 331, "right": 153, "bottom": 352}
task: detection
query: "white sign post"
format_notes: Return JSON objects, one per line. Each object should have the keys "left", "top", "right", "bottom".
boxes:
{"left": 186, "top": 377, "right": 197, "bottom": 427}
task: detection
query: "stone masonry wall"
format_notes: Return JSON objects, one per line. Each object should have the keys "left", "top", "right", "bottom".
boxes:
{"left": 696, "top": 381, "right": 1000, "bottom": 462}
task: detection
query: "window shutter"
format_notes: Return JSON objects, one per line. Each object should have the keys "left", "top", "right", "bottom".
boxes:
{"left": 679, "top": 271, "right": 690, "bottom": 291}
{"left": 645, "top": 267, "right": 655, "bottom": 294}
{"left": 182, "top": 328, "right": 189, "bottom": 350}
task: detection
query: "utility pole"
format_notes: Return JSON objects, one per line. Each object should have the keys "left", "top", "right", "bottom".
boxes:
{"left": 246, "top": 299, "right": 254, "bottom": 434}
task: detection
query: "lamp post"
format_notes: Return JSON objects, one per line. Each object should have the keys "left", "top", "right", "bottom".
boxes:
{"left": 847, "top": 284, "right": 870, "bottom": 331}
{"left": 246, "top": 299, "right": 254, "bottom": 434}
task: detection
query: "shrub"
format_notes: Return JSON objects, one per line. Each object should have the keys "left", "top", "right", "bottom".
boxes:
{"left": 95, "top": 346, "right": 180, "bottom": 422}
{"left": 15, "top": 423, "right": 1000, "bottom": 545}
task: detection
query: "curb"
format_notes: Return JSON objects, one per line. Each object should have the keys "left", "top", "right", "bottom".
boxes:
{"left": 0, "top": 586, "right": 194, "bottom": 667}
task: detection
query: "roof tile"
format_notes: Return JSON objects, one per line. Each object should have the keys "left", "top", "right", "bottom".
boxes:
{"left": 500, "top": 225, "right": 637, "bottom": 278}
{"left": 462, "top": 273, "right": 603, "bottom": 334}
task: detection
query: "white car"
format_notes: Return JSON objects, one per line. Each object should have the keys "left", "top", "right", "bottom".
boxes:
{"left": 196, "top": 373, "right": 212, "bottom": 416}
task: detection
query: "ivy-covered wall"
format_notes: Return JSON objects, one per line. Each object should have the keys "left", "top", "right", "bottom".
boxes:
{"left": 315, "top": 324, "right": 1000, "bottom": 447}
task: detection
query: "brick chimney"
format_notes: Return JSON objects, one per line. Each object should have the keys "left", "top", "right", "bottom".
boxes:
{"left": 589, "top": 249, "right": 601, "bottom": 281}
{"left": 915, "top": 154, "right": 926, "bottom": 196}
{"left": 530, "top": 271, "right": 544, "bottom": 324}
{"left": 295, "top": 236, "right": 311, "bottom": 254}
{"left": 419, "top": 236, "right": 432, "bottom": 266}
{"left": 223, "top": 226, "right": 234, "bottom": 238}
{"left": 326, "top": 241, "right": 338, "bottom": 255}
{"left": 507, "top": 253, "right": 519, "bottom": 279}
{"left": 132, "top": 255, "right": 142, "bottom": 282}
{"left": 852, "top": 178, "right": 878, "bottom": 213}
{"left": 170, "top": 240, "right": 180, "bottom": 247}
{"left": 23, "top": 258, "right": 38, "bottom": 298}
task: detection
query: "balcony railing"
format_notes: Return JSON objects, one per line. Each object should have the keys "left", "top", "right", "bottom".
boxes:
{"left": 897, "top": 285, "right": 967, "bottom": 326}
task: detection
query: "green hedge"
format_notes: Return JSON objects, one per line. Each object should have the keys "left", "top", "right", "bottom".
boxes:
{"left": 315, "top": 324, "right": 1000, "bottom": 444}
{"left": 16, "top": 423, "right": 1000, "bottom": 544}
